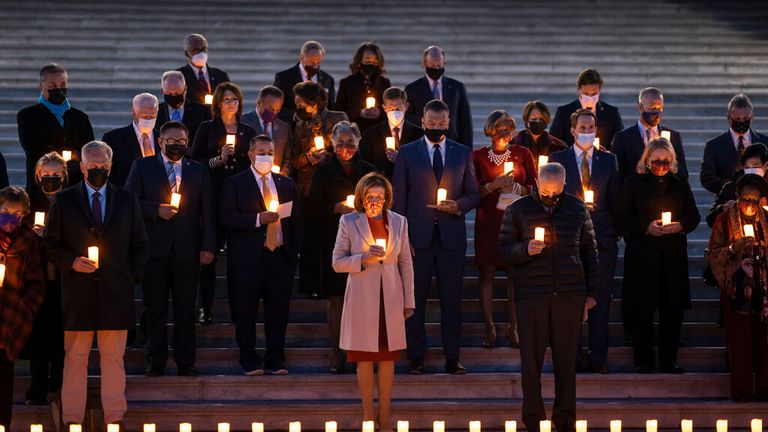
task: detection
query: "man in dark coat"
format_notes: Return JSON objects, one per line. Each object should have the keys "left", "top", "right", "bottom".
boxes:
{"left": 177, "top": 34, "right": 230, "bottom": 106}
{"left": 44, "top": 140, "right": 148, "bottom": 426}
{"left": 274, "top": 40, "right": 336, "bottom": 124}
{"left": 497, "top": 162, "right": 599, "bottom": 432}
{"left": 156, "top": 70, "right": 211, "bottom": 144}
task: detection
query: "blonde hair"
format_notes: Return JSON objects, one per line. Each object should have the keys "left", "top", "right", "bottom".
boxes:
{"left": 35, "top": 151, "right": 68, "bottom": 185}
{"left": 636, "top": 137, "right": 678, "bottom": 174}
{"left": 353, "top": 172, "right": 392, "bottom": 213}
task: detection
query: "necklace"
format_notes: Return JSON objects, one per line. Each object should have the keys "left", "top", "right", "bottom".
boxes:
{"left": 487, "top": 146, "right": 511, "bottom": 166}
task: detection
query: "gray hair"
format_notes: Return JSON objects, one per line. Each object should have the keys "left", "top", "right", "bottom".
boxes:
{"left": 423, "top": 45, "right": 445, "bottom": 61}
{"left": 728, "top": 93, "right": 753, "bottom": 113}
{"left": 638, "top": 87, "right": 664, "bottom": 104}
{"left": 300, "top": 40, "right": 325, "bottom": 56}
{"left": 161, "top": 70, "right": 186, "bottom": 88}
{"left": 132, "top": 93, "right": 158, "bottom": 110}
{"left": 81, "top": 141, "right": 113, "bottom": 162}
{"left": 331, "top": 121, "right": 361, "bottom": 146}
{"left": 538, "top": 162, "right": 566, "bottom": 181}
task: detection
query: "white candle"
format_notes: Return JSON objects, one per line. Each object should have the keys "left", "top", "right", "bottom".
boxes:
{"left": 534, "top": 227, "right": 545, "bottom": 242}
{"left": 226, "top": 134, "right": 236, "bottom": 146}
{"left": 593, "top": 137, "right": 600, "bottom": 149}
{"left": 375, "top": 238, "right": 387, "bottom": 249}
{"left": 144, "top": 425, "right": 156, "bottom": 432}
{"left": 752, "top": 419, "right": 762, "bottom": 432}
{"left": 397, "top": 421, "right": 409, "bottom": 432}
{"left": 107, "top": 424, "right": 120, "bottom": 432}
{"left": 716, "top": 420, "right": 728, "bottom": 432}
{"left": 253, "top": 423, "right": 264, "bottom": 432}
{"left": 218, "top": 424, "right": 230, "bottom": 432}
{"left": 504, "top": 161, "right": 514, "bottom": 175}
{"left": 584, "top": 190, "right": 594, "bottom": 204}
{"left": 88, "top": 246, "right": 99, "bottom": 268}
{"left": 62, "top": 150, "right": 72, "bottom": 162}
{"left": 272, "top": 165, "right": 280, "bottom": 174}
{"left": 540, "top": 421, "right": 551, "bottom": 432}
{"left": 346, "top": 195, "right": 355, "bottom": 208}
{"left": 170, "top": 193, "right": 181, "bottom": 209}
{"left": 681, "top": 419, "right": 693, "bottom": 432}
{"left": 204, "top": 94, "right": 213, "bottom": 105}
{"left": 661, "top": 212, "right": 672, "bottom": 226}
{"left": 69, "top": 425, "right": 82, "bottom": 432}
{"left": 324, "top": 421, "right": 336, "bottom": 432}
{"left": 268, "top": 200, "right": 279, "bottom": 213}
{"left": 314, "top": 136, "right": 325, "bottom": 150}
{"left": 289, "top": 422, "right": 301, "bottom": 432}
{"left": 180, "top": 423, "right": 192, "bottom": 432}
{"left": 386, "top": 137, "right": 396, "bottom": 150}
{"left": 647, "top": 420, "right": 658, "bottom": 432}
{"left": 575, "top": 420, "right": 587, "bottom": 432}
{"left": 34, "top": 211, "right": 45, "bottom": 226}
{"left": 469, "top": 421, "right": 481, "bottom": 432}
{"left": 610, "top": 420, "right": 622, "bottom": 432}
{"left": 437, "top": 188, "right": 447, "bottom": 203}
{"left": 538, "top": 155, "right": 548, "bottom": 166}
{"left": 0, "top": 263, "right": 5, "bottom": 287}
{"left": 363, "top": 421, "right": 375, "bottom": 432}
{"left": 31, "top": 426, "right": 43, "bottom": 432}
{"left": 433, "top": 421, "right": 445, "bottom": 432}
{"left": 365, "top": 97, "right": 376, "bottom": 109}
{"left": 504, "top": 421, "right": 516, "bottom": 432}
{"left": 661, "top": 130, "right": 671, "bottom": 141}
{"left": 744, "top": 224, "right": 755, "bottom": 238}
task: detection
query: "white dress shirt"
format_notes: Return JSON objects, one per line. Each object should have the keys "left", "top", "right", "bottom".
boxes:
{"left": 85, "top": 182, "right": 107, "bottom": 224}
{"left": 160, "top": 152, "right": 182, "bottom": 192}
{"left": 132, "top": 121, "right": 156, "bottom": 157}
{"left": 425, "top": 136, "right": 447, "bottom": 166}
{"left": 729, "top": 128, "right": 752, "bottom": 150}
{"left": 637, "top": 120, "right": 659, "bottom": 145}
{"left": 190, "top": 63, "right": 210, "bottom": 88}
{"left": 389, "top": 118, "right": 404, "bottom": 141}
{"left": 251, "top": 167, "right": 284, "bottom": 245}
{"left": 168, "top": 104, "right": 185, "bottom": 123}
{"left": 426, "top": 75, "right": 442, "bottom": 101}
{"left": 573, "top": 145, "right": 593, "bottom": 178}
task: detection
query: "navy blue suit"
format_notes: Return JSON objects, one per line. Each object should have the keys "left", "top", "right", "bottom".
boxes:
{"left": 102, "top": 124, "right": 160, "bottom": 187}
{"left": 404, "top": 77, "right": 473, "bottom": 147}
{"left": 611, "top": 123, "right": 687, "bottom": 184}
{"left": 220, "top": 169, "right": 300, "bottom": 370}
{"left": 700, "top": 129, "right": 768, "bottom": 194}
{"left": 550, "top": 147, "right": 620, "bottom": 366}
{"left": 550, "top": 100, "right": 624, "bottom": 149}
{"left": 392, "top": 137, "right": 479, "bottom": 361}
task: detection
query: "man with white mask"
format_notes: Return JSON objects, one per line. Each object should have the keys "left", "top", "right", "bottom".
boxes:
{"left": 359, "top": 86, "right": 423, "bottom": 178}
{"left": 102, "top": 93, "right": 160, "bottom": 186}
{"left": 177, "top": 33, "right": 230, "bottom": 106}
{"left": 220, "top": 135, "right": 301, "bottom": 376}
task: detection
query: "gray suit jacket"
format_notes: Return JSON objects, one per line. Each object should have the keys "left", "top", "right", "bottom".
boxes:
{"left": 241, "top": 109, "right": 294, "bottom": 176}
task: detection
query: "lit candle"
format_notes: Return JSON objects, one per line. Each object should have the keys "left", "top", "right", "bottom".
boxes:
{"left": 324, "top": 421, "right": 336, "bottom": 432}
{"left": 534, "top": 227, "right": 545, "bottom": 242}
{"left": 0, "top": 263, "right": 5, "bottom": 287}
{"left": 69, "top": 425, "right": 82, "bottom": 432}
{"left": 253, "top": 423, "right": 264, "bottom": 432}
{"left": 538, "top": 155, "right": 549, "bottom": 166}
{"left": 375, "top": 238, "right": 387, "bottom": 249}
{"left": 504, "top": 161, "right": 514, "bottom": 175}
{"left": 289, "top": 422, "right": 301, "bottom": 432}
{"left": 433, "top": 421, "right": 445, "bottom": 432}
{"left": 469, "top": 421, "right": 481, "bottom": 432}
{"left": 218, "top": 424, "right": 230, "bottom": 432}
{"left": 744, "top": 224, "right": 755, "bottom": 238}
{"left": 31, "top": 426, "right": 43, "bottom": 432}
{"left": 661, "top": 130, "right": 671, "bottom": 141}
{"left": 107, "top": 425, "right": 120, "bottom": 432}
{"left": 88, "top": 246, "right": 99, "bottom": 268}
{"left": 204, "top": 94, "right": 214, "bottom": 105}
{"left": 170, "top": 193, "right": 181, "bottom": 209}
{"left": 314, "top": 136, "right": 325, "bottom": 150}
{"left": 268, "top": 200, "right": 279, "bottom": 213}
{"left": 34, "top": 211, "right": 45, "bottom": 226}
{"left": 661, "top": 212, "right": 672, "bottom": 226}
{"left": 144, "top": 425, "right": 156, "bottom": 432}
{"left": 180, "top": 423, "right": 192, "bottom": 432}
{"left": 752, "top": 419, "right": 762, "bottom": 432}
{"left": 366, "top": 97, "right": 376, "bottom": 109}
{"left": 540, "top": 421, "right": 551, "bottom": 432}
{"left": 593, "top": 137, "right": 600, "bottom": 149}
{"left": 680, "top": 420, "right": 693, "bottom": 432}
{"left": 437, "top": 188, "right": 447, "bottom": 203}
{"left": 504, "top": 421, "right": 516, "bottom": 432}
{"left": 226, "top": 134, "right": 236, "bottom": 146}
{"left": 386, "top": 137, "right": 396, "bottom": 150}
{"left": 363, "top": 421, "right": 375, "bottom": 432}
{"left": 647, "top": 420, "right": 658, "bottom": 432}
{"left": 397, "top": 421, "right": 409, "bottom": 432}
{"left": 716, "top": 420, "right": 728, "bottom": 432}
{"left": 584, "top": 190, "right": 594, "bottom": 204}
{"left": 272, "top": 165, "right": 280, "bottom": 174}
{"left": 62, "top": 150, "right": 72, "bottom": 162}
{"left": 610, "top": 420, "right": 622, "bottom": 432}
{"left": 576, "top": 420, "right": 587, "bottom": 432}
{"left": 346, "top": 195, "right": 355, "bottom": 208}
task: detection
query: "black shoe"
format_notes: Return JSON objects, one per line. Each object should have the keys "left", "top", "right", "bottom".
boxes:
{"left": 144, "top": 365, "right": 164, "bottom": 377}
{"left": 178, "top": 366, "right": 199, "bottom": 377}
{"left": 197, "top": 307, "right": 212, "bottom": 324}
{"left": 329, "top": 352, "right": 346, "bottom": 374}
{"left": 25, "top": 398, "right": 48, "bottom": 406}
{"left": 623, "top": 334, "right": 634, "bottom": 347}
{"left": 407, "top": 359, "right": 424, "bottom": 375}
{"left": 445, "top": 359, "right": 467, "bottom": 375}
{"left": 659, "top": 364, "right": 685, "bottom": 374}
{"left": 634, "top": 364, "right": 653, "bottom": 374}
{"left": 589, "top": 362, "right": 610, "bottom": 374}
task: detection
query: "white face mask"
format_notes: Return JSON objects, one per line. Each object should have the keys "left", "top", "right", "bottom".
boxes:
{"left": 744, "top": 167, "right": 765, "bottom": 177}
{"left": 253, "top": 155, "right": 274, "bottom": 174}
{"left": 579, "top": 94, "right": 599, "bottom": 109}
{"left": 576, "top": 132, "right": 596, "bottom": 148}
{"left": 137, "top": 118, "right": 156, "bottom": 134}
{"left": 386, "top": 109, "right": 404, "bottom": 126}
{"left": 191, "top": 52, "right": 208, "bottom": 68}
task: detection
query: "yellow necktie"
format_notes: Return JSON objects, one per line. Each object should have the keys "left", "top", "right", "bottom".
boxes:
{"left": 261, "top": 176, "right": 279, "bottom": 251}
{"left": 581, "top": 151, "right": 591, "bottom": 191}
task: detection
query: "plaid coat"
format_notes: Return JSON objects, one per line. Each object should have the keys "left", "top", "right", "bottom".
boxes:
{"left": 0, "top": 223, "right": 45, "bottom": 360}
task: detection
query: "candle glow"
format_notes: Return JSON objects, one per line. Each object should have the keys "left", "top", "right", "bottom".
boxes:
{"left": 576, "top": 420, "right": 587, "bottom": 432}
{"left": 289, "top": 422, "right": 301, "bottom": 432}
{"left": 346, "top": 195, "right": 355, "bottom": 208}
{"left": 107, "top": 425, "right": 120, "bottom": 432}
{"left": 180, "top": 423, "right": 191, "bottom": 432}
{"left": 218, "top": 424, "right": 230, "bottom": 432}
{"left": 314, "top": 136, "right": 325, "bottom": 150}
{"left": 324, "top": 421, "right": 336, "bottom": 432}
{"left": 226, "top": 134, "right": 235, "bottom": 146}
{"left": 397, "top": 421, "right": 409, "bottom": 432}
{"left": 540, "top": 421, "right": 551, "bottom": 432}
{"left": 88, "top": 246, "right": 99, "bottom": 268}
{"left": 584, "top": 190, "right": 594, "bottom": 204}
{"left": 366, "top": 97, "right": 376, "bottom": 109}
{"left": 269, "top": 200, "right": 279, "bottom": 213}
{"left": 751, "top": 419, "right": 763, "bottom": 432}
{"left": 534, "top": 227, "right": 545, "bottom": 242}
{"left": 661, "top": 130, "right": 671, "bottom": 141}
{"left": 661, "top": 212, "right": 672, "bottom": 226}
{"left": 593, "top": 137, "right": 600, "bottom": 148}
{"left": 204, "top": 94, "right": 213, "bottom": 105}
{"left": 170, "top": 193, "right": 181, "bottom": 209}
{"left": 504, "top": 161, "right": 514, "bottom": 175}
{"left": 363, "top": 421, "right": 375, "bottom": 432}
{"left": 375, "top": 238, "right": 387, "bottom": 249}
{"left": 253, "top": 423, "right": 264, "bottom": 432}
{"left": 681, "top": 420, "right": 693, "bottom": 432}
{"left": 610, "top": 420, "right": 622, "bottom": 432}
{"left": 433, "top": 421, "right": 445, "bottom": 432}
{"left": 744, "top": 224, "right": 755, "bottom": 238}
{"left": 143, "top": 425, "right": 156, "bottom": 432}
{"left": 272, "top": 165, "right": 280, "bottom": 173}
{"left": 647, "top": 420, "right": 658, "bottom": 432}
{"left": 437, "top": 188, "right": 447, "bottom": 203}
{"left": 717, "top": 420, "right": 728, "bottom": 432}
{"left": 538, "top": 155, "right": 549, "bottom": 166}
{"left": 386, "top": 137, "right": 396, "bottom": 150}
{"left": 469, "top": 421, "right": 481, "bottom": 432}
{"left": 504, "top": 421, "right": 516, "bottom": 432}
{"left": 62, "top": 150, "right": 72, "bottom": 162}
{"left": 34, "top": 211, "right": 45, "bottom": 226}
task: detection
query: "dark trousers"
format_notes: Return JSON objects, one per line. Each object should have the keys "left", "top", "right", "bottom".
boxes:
{"left": 0, "top": 350, "right": 13, "bottom": 428}
{"left": 297, "top": 195, "right": 321, "bottom": 295}
{"left": 199, "top": 230, "right": 235, "bottom": 319}
{"left": 232, "top": 248, "right": 295, "bottom": 370}
{"left": 144, "top": 256, "right": 199, "bottom": 369}
{"left": 517, "top": 293, "right": 585, "bottom": 432}
{"left": 27, "top": 356, "right": 63, "bottom": 401}
{"left": 722, "top": 293, "right": 768, "bottom": 399}
{"left": 406, "top": 224, "right": 464, "bottom": 361}
{"left": 587, "top": 240, "right": 618, "bottom": 365}
{"left": 632, "top": 302, "right": 683, "bottom": 368}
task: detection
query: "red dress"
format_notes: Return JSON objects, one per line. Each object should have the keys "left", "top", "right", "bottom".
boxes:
{"left": 347, "top": 214, "right": 401, "bottom": 362}
{"left": 472, "top": 145, "right": 537, "bottom": 266}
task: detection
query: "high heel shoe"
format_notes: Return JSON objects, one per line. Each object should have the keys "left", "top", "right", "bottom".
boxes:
{"left": 482, "top": 325, "right": 497, "bottom": 348}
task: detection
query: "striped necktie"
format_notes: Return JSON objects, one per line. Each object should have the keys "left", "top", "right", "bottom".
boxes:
{"left": 261, "top": 175, "right": 280, "bottom": 251}
{"left": 167, "top": 161, "right": 178, "bottom": 193}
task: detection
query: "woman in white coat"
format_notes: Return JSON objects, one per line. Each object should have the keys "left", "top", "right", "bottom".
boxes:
{"left": 332, "top": 172, "right": 415, "bottom": 431}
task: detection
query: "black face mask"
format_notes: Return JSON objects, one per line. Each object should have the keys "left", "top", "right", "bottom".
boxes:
{"left": 641, "top": 111, "right": 661, "bottom": 127}
{"left": 731, "top": 118, "right": 751, "bottom": 135}
{"left": 424, "top": 128, "right": 448, "bottom": 143}
{"left": 163, "top": 144, "right": 187, "bottom": 162}
{"left": 304, "top": 65, "right": 319, "bottom": 78}
{"left": 360, "top": 64, "right": 380, "bottom": 77}
{"left": 86, "top": 168, "right": 109, "bottom": 188}
{"left": 296, "top": 107, "right": 314, "bottom": 121}
{"left": 47, "top": 87, "right": 67, "bottom": 105}
{"left": 40, "top": 175, "right": 63, "bottom": 194}
{"left": 164, "top": 93, "right": 185, "bottom": 109}
{"left": 527, "top": 120, "right": 547, "bottom": 135}
{"left": 539, "top": 191, "right": 563, "bottom": 207}
{"left": 425, "top": 67, "right": 444, "bottom": 81}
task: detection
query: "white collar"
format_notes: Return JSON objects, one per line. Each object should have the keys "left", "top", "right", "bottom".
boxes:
{"left": 574, "top": 145, "right": 593, "bottom": 159}
{"left": 85, "top": 181, "right": 107, "bottom": 197}
{"left": 426, "top": 136, "right": 446, "bottom": 147}
{"left": 251, "top": 166, "right": 273, "bottom": 181}
{"left": 190, "top": 62, "right": 207, "bottom": 74}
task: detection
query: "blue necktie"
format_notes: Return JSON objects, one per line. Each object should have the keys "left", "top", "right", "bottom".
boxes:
{"left": 433, "top": 144, "right": 443, "bottom": 182}
{"left": 92, "top": 191, "right": 103, "bottom": 228}
{"left": 171, "top": 108, "right": 182, "bottom": 122}
{"left": 432, "top": 81, "right": 440, "bottom": 100}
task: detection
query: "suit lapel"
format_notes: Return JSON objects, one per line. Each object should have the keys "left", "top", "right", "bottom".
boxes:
{"left": 567, "top": 149, "right": 584, "bottom": 197}
{"left": 384, "top": 210, "right": 398, "bottom": 255}
{"left": 249, "top": 171, "right": 266, "bottom": 210}
{"left": 416, "top": 138, "right": 438, "bottom": 187}
{"left": 103, "top": 184, "right": 118, "bottom": 228}
{"left": 442, "top": 78, "right": 453, "bottom": 106}
{"left": 442, "top": 141, "right": 460, "bottom": 186}
{"left": 353, "top": 212, "right": 376, "bottom": 247}
{"left": 75, "top": 183, "right": 95, "bottom": 226}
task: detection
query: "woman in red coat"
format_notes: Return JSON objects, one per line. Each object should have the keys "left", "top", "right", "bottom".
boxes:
{"left": 472, "top": 111, "right": 537, "bottom": 348}
{"left": 0, "top": 186, "right": 45, "bottom": 429}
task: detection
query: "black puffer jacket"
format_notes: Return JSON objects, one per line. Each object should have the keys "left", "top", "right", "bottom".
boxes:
{"left": 497, "top": 191, "right": 599, "bottom": 301}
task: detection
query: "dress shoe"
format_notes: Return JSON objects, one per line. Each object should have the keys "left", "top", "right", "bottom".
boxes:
{"left": 589, "top": 362, "right": 610, "bottom": 374}
{"left": 178, "top": 366, "right": 199, "bottom": 377}
{"left": 197, "top": 307, "right": 212, "bottom": 324}
{"left": 634, "top": 364, "right": 653, "bottom": 374}
{"left": 659, "top": 363, "right": 685, "bottom": 374}
{"left": 144, "top": 365, "right": 164, "bottom": 377}
{"left": 445, "top": 359, "right": 467, "bottom": 375}
{"left": 407, "top": 358, "right": 424, "bottom": 375}
{"left": 623, "top": 334, "right": 634, "bottom": 347}
{"left": 243, "top": 366, "right": 264, "bottom": 376}
{"left": 329, "top": 352, "right": 346, "bottom": 374}
{"left": 268, "top": 362, "right": 289, "bottom": 375}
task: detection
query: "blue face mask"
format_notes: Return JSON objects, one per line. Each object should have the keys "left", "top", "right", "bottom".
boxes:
{"left": 0, "top": 212, "right": 21, "bottom": 233}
